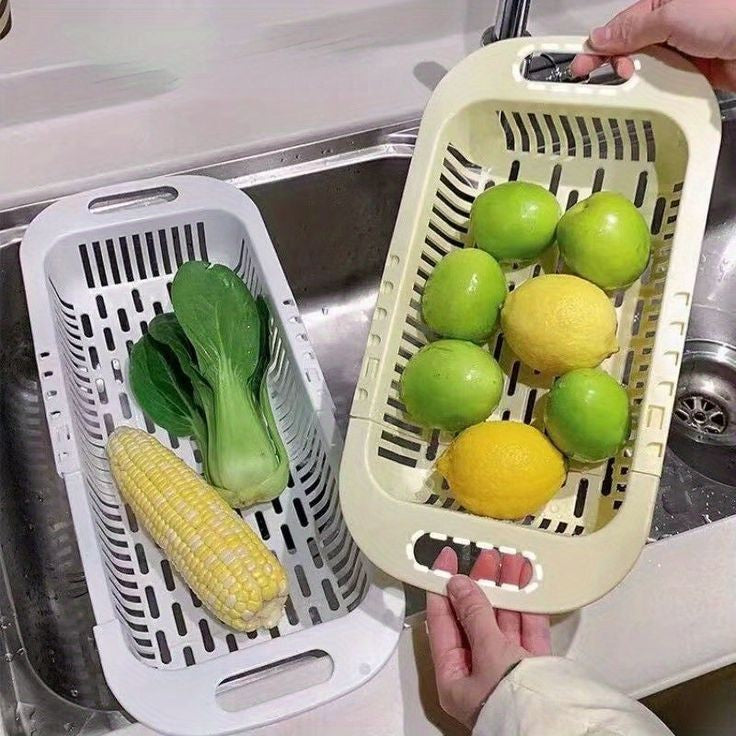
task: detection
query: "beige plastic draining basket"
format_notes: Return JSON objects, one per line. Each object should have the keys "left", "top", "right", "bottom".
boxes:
{"left": 340, "top": 37, "right": 722, "bottom": 613}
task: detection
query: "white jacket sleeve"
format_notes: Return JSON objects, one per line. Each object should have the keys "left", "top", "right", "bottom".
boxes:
{"left": 473, "top": 657, "right": 672, "bottom": 736}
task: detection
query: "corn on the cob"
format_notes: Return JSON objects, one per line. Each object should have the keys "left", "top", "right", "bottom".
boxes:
{"left": 107, "top": 427, "right": 288, "bottom": 632}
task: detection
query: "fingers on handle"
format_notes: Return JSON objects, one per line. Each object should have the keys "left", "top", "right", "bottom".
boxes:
{"left": 430, "top": 547, "right": 551, "bottom": 661}
{"left": 446, "top": 575, "right": 502, "bottom": 651}
{"left": 571, "top": 54, "right": 637, "bottom": 81}
{"left": 516, "top": 557, "right": 552, "bottom": 655}
{"left": 495, "top": 554, "right": 527, "bottom": 645}
{"left": 590, "top": 0, "right": 673, "bottom": 55}
{"left": 612, "top": 56, "right": 636, "bottom": 80}
{"left": 430, "top": 545, "right": 458, "bottom": 576}
{"left": 570, "top": 54, "right": 606, "bottom": 78}
{"left": 469, "top": 548, "right": 500, "bottom": 583}
{"left": 427, "top": 547, "right": 467, "bottom": 678}
{"left": 427, "top": 546, "right": 458, "bottom": 621}
{"left": 574, "top": 0, "right": 679, "bottom": 86}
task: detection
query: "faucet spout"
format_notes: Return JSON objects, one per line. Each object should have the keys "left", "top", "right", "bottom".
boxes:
{"left": 482, "top": 0, "right": 532, "bottom": 45}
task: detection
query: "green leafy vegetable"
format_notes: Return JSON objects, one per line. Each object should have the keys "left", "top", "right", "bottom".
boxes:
{"left": 148, "top": 313, "right": 215, "bottom": 429}
{"left": 129, "top": 333, "right": 208, "bottom": 470}
{"left": 129, "top": 261, "right": 289, "bottom": 506}
{"left": 171, "top": 262, "right": 288, "bottom": 506}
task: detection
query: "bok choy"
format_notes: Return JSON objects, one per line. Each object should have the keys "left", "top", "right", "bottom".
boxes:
{"left": 129, "top": 332, "right": 209, "bottom": 470}
{"left": 129, "top": 262, "right": 289, "bottom": 508}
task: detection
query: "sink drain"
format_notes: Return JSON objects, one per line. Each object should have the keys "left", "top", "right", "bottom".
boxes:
{"left": 669, "top": 340, "right": 736, "bottom": 486}
{"left": 671, "top": 340, "right": 736, "bottom": 444}
{"left": 674, "top": 393, "right": 728, "bottom": 435}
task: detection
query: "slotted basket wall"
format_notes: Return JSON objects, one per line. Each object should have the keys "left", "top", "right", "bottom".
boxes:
{"left": 341, "top": 38, "right": 721, "bottom": 613}
{"left": 20, "top": 175, "right": 403, "bottom": 736}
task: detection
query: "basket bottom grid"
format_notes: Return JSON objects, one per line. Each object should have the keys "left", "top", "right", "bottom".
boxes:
{"left": 369, "top": 105, "right": 687, "bottom": 540}
{"left": 46, "top": 226, "right": 368, "bottom": 670}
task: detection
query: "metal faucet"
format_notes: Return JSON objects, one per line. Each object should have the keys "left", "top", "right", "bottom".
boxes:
{"left": 481, "top": 0, "right": 582, "bottom": 83}
{"left": 481, "top": 0, "right": 532, "bottom": 45}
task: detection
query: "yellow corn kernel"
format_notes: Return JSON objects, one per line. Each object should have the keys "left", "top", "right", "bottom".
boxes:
{"left": 107, "top": 427, "right": 288, "bottom": 632}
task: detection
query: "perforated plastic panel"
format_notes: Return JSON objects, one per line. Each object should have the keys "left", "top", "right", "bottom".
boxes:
{"left": 21, "top": 175, "right": 403, "bottom": 736}
{"left": 373, "top": 111, "right": 683, "bottom": 538}
{"left": 48, "top": 230, "right": 366, "bottom": 667}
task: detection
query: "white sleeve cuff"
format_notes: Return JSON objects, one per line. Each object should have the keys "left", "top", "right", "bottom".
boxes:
{"left": 473, "top": 657, "right": 672, "bottom": 736}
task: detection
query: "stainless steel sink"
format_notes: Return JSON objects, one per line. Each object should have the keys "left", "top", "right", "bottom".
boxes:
{"left": 1, "top": 115, "right": 736, "bottom": 734}
{"left": 0, "top": 124, "right": 414, "bottom": 736}
{"left": 651, "top": 118, "right": 736, "bottom": 538}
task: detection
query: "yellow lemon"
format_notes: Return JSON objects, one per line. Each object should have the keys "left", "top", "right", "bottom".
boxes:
{"left": 500, "top": 274, "right": 618, "bottom": 375}
{"left": 437, "top": 421, "right": 566, "bottom": 520}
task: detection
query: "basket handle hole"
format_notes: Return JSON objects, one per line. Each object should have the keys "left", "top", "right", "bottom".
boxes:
{"left": 216, "top": 649, "right": 333, "bottom": 712}
{"left": 88, "top": 186, "right": 178, "bottom": 214}
{"left": 414, "top": 534, "right": 537, "bottom": 591}
{"left": 522, "top": 52, "right": 627, "bottom": 86}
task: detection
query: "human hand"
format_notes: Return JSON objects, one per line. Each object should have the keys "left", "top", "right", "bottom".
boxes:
{"left": 571, "top": 0, "right": 736, "bottom": 92}
{"left": 425, "top": 546, "right": 551, "bottom": 729}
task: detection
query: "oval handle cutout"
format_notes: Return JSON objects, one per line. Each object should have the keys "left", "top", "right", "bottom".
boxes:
{"left": 413, "top": 533, "right": 538, "bottom": 591}
{"left": 523, "top": 52, "right": 627, "bottom": 86}
{"left": 216, "top": 650, "right": 333, "bottom": 712}
{"left": 88, "top": 186, "right": 178, "bottom": 214}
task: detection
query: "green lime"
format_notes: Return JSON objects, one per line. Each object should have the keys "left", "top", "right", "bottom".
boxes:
{"left": 557, "top": 191, "right": 651, "bottom": 290}
{"left": 400, "top": 340, "right": 503, "bottom": 432}
{"left": 544, "top": 368, "right": 630, "bottom": 462}
{"left": 422, "top": 249, "right": 507, "bottom": 342}
{"left": 471, "top": 181, "right": 561, "bottom": 262}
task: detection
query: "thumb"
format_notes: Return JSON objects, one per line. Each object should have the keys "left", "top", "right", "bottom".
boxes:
{"left": 446, "top": 575, "right": 502, "bottom": 652}
{"left": 589, "top": 1, "right": 674, "bottom": 55}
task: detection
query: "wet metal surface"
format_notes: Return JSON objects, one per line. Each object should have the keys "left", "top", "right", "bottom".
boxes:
{"left": 247, "top": 156, "right": 410, "bottom": 435}
{"left": 0, "top": 249, "right": 126, "bottom": 735}
{"left": 651, "top": 448, "right": 736, "bottom": 539}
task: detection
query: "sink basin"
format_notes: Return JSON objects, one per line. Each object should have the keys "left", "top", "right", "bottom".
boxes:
{"left": 1, "top": 115, "right": 735, "bottom": 734}
{"left": 0, "top": 125, "right": 413, "bottom": 736}
{"left": 651, "top": 118, "right": 736, "bottom": 538}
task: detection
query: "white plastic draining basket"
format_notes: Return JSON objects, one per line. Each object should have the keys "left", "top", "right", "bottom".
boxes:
{"left": 20, "top": 175, "right": 404, "bottom": 736}
{"left": 341, "top": 37, "right": 722, "bottom": 613}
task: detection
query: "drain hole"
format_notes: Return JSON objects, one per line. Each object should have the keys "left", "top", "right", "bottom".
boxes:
{"left": 674, "top": 394, "right": 728, "bottom": 435}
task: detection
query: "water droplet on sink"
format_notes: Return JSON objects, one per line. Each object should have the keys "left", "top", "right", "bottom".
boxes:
{"left": 3, "top": 648, "right": 22, "bottom": 662}
{"left": 321, "top": 307, "right": 329, "bottom": 316}
{"left": 661, "top": 486, "right": 693, "bottom": 515}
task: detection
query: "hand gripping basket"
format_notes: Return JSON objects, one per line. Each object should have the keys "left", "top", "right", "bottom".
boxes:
{"left": 340, "top": 37, "right": 722, "bottom": 613}
{"left": 20, "top": 175, "right": 404, "bottom": 736}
